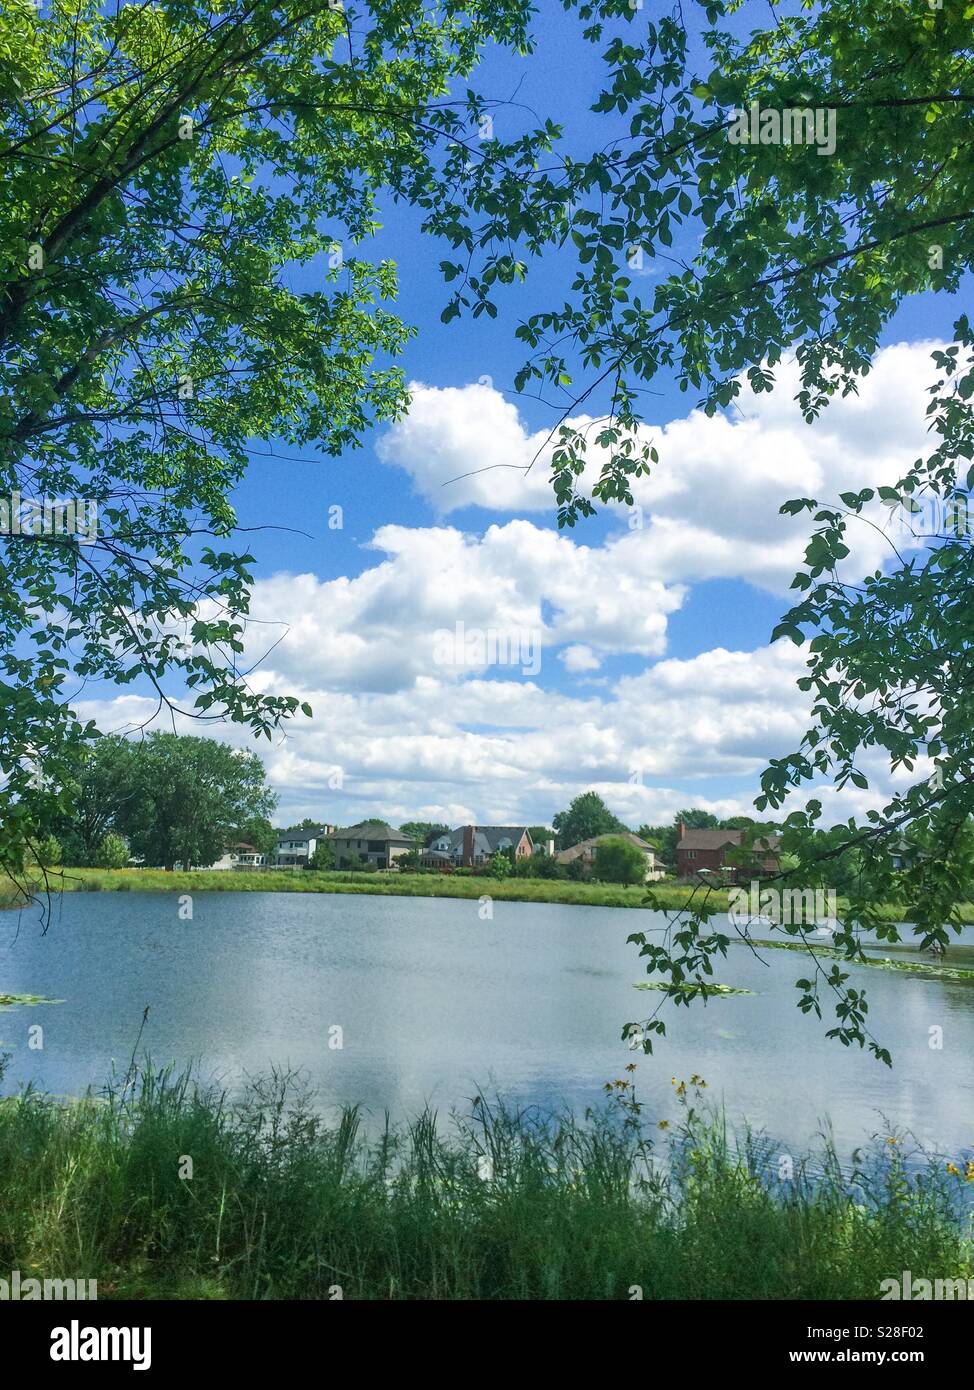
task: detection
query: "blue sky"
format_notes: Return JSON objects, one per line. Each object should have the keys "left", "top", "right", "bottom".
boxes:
{"left": 80, "top": 1, "right": 966, "bottom": 833}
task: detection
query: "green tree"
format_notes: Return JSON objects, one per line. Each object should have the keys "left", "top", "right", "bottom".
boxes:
{"left": 308, "top": 841, "right": 335, "bottom": 872}
{"left": 399, "top": 822, "right": 450, "bottom": 846}
{"left": 552, "top": 792, "right": 627, "bottom": 849}
{"left": 525, "top": 0, "right": 974, "bottom": 1061}
{"left": 31, "top": 834, "right": 62, "bottom": 869}
{"left": 94, "top": 832, "right": 129, "bottom": 870}
{"left": 236, "top": 817, "right": 276, "bottom": 861}
{"left": 0, "top": 0, "right": 563, "bottom": 888}
{"left": 112, "top": 734, "right": 277, "bottom": 870}
{"left": 593, "top": 837, "right": 646, "bottom": 885}
{"left": 51, "top": 736, "right": 138, "bottom": 866}
{"left": 487, "top": 851, "right": 511, "bottom": 880}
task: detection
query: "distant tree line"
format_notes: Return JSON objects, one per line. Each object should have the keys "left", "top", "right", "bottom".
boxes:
{"left": 46, "top": 734, "right": 277, "bottom": 871}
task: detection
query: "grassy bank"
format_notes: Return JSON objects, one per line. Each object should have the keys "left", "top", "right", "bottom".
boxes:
{"left": 22, "top": 866, "right": 703, "bottom": 911}
{"left": 12, "top": 866, "right": 974, "bottom": 923}
{"left": 0, "top": 1062, "right": 968, "bottom": 1300}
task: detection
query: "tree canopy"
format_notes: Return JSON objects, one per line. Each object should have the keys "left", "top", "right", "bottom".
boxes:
{"left": 593, "top": 836, "right": 646, "bottom": 885}
{"left": 0, "top": 0, "right": 561, "bottom": 885}
{"left": 552, "top": 791, "right": 628, "bottom": 849}
{"left": 540, "top": 0, "right": 974, "bottom": 1062}
{"left": 52, "top": 732, "right": 276, "bottom": 871}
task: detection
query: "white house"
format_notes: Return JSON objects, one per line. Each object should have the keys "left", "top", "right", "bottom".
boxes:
{"left": 194, "top": 843, "right": 267, "bottom": 871}
{"left": 275, "top": 825, "right": 334, "bottom": 867}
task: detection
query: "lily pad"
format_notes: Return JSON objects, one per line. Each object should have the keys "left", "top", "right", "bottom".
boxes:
{"left": 0, "top": 993, "right": 63, "bottom": 1010}
{"left": 746, "top": 938, "right": 974, "bottom": 981}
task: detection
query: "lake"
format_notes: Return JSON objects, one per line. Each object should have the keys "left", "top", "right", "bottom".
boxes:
{"left": 1, "top": 891, "right": 972, "bottom": 1165}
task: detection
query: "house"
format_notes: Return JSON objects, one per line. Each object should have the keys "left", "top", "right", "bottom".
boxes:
{"left": 327, "top": 822, "right": 415, "bottom": 869}
{"left": 189, "top": 843, "right": 266, "bottom": 871}
{"left": 274, "top": 825, "right": 334, "bottom": 868}
{"left": 889, "top": 837, "right": 917, "bottom": 872}
{"left": 421, "top": 825, "right": 534, "bottom": 869}
{"left": 555, "top": 832, "right": 664, "bottom": 880}
{"left": 675, "top": 822, "right": 780, "bottom": 882}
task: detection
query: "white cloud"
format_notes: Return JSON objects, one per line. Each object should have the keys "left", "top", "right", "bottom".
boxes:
{"left": 238, "top": 521, "right": 686, "bottom": 693}
{"left": 560, "top": 644, "right": 602, "bottom": 673}
{"left": 379, "top": 342, "right": 944, "bottom": 592}
{"left": 74, "top": 636, "right": 895, "bottom": 833}
{"left": 66, "top": 342, "right": 948, "bottom": 832}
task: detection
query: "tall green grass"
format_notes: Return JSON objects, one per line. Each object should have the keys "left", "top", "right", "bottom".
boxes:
{"left": 40, "top": 866, "right": 670, "bottom": 909}
{"left": 23, "top": 868, "right": 974, "bottom": 922}
{"left": 0, "top": 1062, "right": 968, "bottom": 1300}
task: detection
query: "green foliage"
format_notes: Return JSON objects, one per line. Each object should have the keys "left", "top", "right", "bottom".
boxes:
{"left": 235, "top": 817, "right": 277, "bottom": 861}
{"left": 517, "top": 0, "right": 974, "bottom": 526}
{"left": 279, "top": 819, "right": 326, "bottom": 837}
{"left": 0, "top": 0, "right": 563, "bottom": 884}
{"left": 399, "top": 822, "right": 451, "bottom": 846}
{"left": 526, "top": 1, "right": 974, "bottom": 1059}
{"left": 487, "top": 850, "right": 511, "bottom": 880}
{"left": 31, "top": 834, "right": 61, "bottom": 868}
{"left": 54, "top": 732, "right": 276, "bottom": 870}
{"left": 513, "top": 853, "right": 567, "bottom": 880}
{"left": 308, "top": 841, "right": 335, "bottom": 871}
{"left": 552, "top": 791, "right": 627, "bottom": 849}
{"left": 593, "top": 836, "right": 646, "bottom": 885}
{"left": 0, "top": 1063, "right": 967, "bottom": 1301}
{"left": 93, "top": 832, "right": 128, "bottom": 870}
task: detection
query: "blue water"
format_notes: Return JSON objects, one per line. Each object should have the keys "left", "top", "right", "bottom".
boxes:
{"left": 1, "top": 891, "right": 971, "bottom": 1165}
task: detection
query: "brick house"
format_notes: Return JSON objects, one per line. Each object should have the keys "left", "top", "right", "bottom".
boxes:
{"left": 675, "top": 822, "right": 780, "bottom": 882}
{"left": 421, "top": 825, "right": 534, "bottom": 869}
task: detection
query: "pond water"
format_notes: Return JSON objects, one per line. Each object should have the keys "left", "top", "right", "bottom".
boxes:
{"left": 1, "top": 891, "right": 972, "bottom": 1164}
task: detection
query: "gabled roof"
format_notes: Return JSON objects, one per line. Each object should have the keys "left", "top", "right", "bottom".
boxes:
{"left": 479, "top": 826, "right": 532, "bottom": 852}
{"left": 275, "top": 825, "right": 329, "bottom": 844}
{"left": 556, "top": 832, "right": 655, "bottom": 863}
{"left": 328, "top": 822, "right": 414, "bottom": 843}
{"left": 427, "top": 825, "right": 533, "bottom": 855}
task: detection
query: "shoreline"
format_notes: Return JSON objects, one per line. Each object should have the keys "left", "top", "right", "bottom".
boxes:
{"left": 0, "top": 1062, "right": 969, "bottom": 1301}
{"left": 6, "top": 866, "right": 974, "bottom": 924}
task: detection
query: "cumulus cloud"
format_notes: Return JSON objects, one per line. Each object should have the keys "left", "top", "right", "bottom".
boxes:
{"left": 74, "top": 636, "right": 895, "bottom": 832}
{"left": 378, "top": 342, "right": 944, "bottom": 592}
{"left": 237, "top": 521, "right": 686, "bottom": 693}
{"left": 560, "top": 644, "right": 602, "bottom": 674}
{"left": 68, "top": 343, "right": 947, "bottom": 831}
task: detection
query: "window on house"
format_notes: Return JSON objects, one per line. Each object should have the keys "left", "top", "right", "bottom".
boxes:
{"left": 687, "top": 850, "right": 697, "bottom": 860}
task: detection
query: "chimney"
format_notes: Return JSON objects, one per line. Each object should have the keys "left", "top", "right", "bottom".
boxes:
{"left": 678, "top": 820, "right": 686, "bottom": 841}
{"left": 462, "top": 824, "right": 475, "bottom": 868}
{"left": 546, "top": 838, "right": 555, "bottom": 857}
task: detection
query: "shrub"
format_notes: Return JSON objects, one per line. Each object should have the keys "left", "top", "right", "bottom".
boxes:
{"left": 593, "top": 837, "right": 646, "bottom": 885}
{"left": 94, "top": 833, "right": 129, "bottom": 869}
